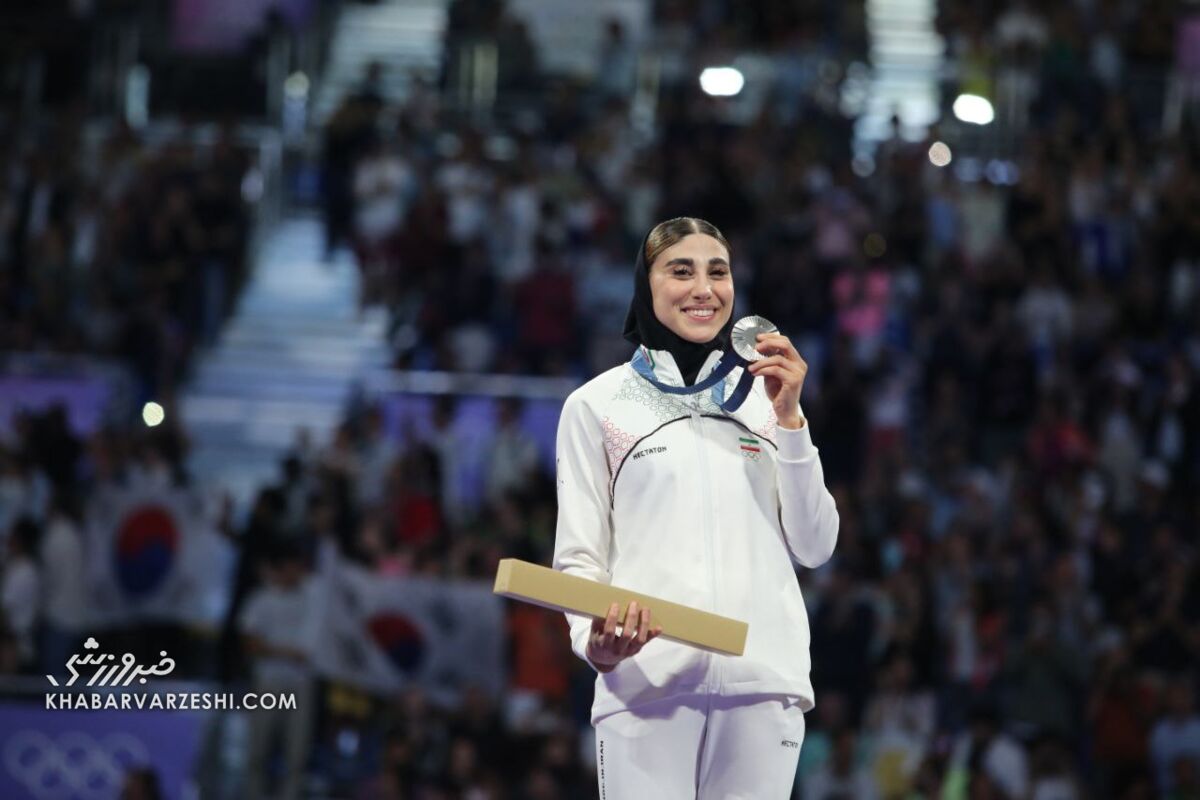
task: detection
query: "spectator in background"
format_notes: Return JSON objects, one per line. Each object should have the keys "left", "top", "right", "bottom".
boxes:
{"left": 27, "top": 404, "right": 81, "bottom": 493}
{"left": 484, "top": 397, "right": 540, "bottom": 505}
{"left": 832, "top": 257, "right": 892, "bottom": 367}
{"left": 944, "top": 706, "right": 1030, "bottom": 800}
{"left": 1150, "top": 677, "right": 1200, "bottom": 795}
{"left": 1002, "top": 600, "right": 1086, "bottom": 740}
{"left": 1, "top": 516, "right": 41, "bottom": 672}
{"left": 494, "top": 12, "right": 541, "bottom": 102}
{"left": 411, "top": 235, "right": 498, "bottom": 372}
{"left": 352, "top": 136, "right": 412, "bottom": 308}
{"left": 595, "top": 18, "right": 637, "bottom": 102}
{"left": 392, "top": 191, "right": 453, "bottom": 364}
{"left": 320, "top": 423, "right": 363, "bottom": 491}
{"left": 38, "top": 498, "right": 87, "bottom": 675}
{"left": 804, "top": 729, "right": 879, "bottom": 800}
{"left": 390, "top": 443, "right": 443, "bottom": 553}
{"left": 322, "top": 72, "right": 381, "bottom": 261}
{"left": 239, "top": 547, "right": 320, "bottom": 800}
{"left": 812, "top": 341, "right": 868, "bottom": 487}
{"left": 0, "top": 449, "right": 51, "bottom": 541}
{"left": 1088, "top": 645, "right": 1155, "bottom": 795}
{"left": 810, "top": 565, "right": 878, "bottom": 723}
{"left": 357, "top": 405, "right": 398, "bottom": 510}
{"left": 353, "top": 61, "right": 387, "bottom": 112}
{"left": 436, "top": 132, "right": 493, "bottom": 250}
{"left": 423, "top": 396, "right": 469, "bottom": 530}
{"left": 575, "top": 231, "right": 638, "bottom": 375}
{"left": 1015, "top": 264, "right": 1073, "bottom": 368}
{"left": 353, "top": 729, "right": 412, "bottom": 800}
{"left": 1028, "top": 735, "right": 1084, "bottom": 800}
{"left": 1130, "top": 542, "right": 1199, "bottom": 674}
{"left": 862, "top": 650, "right": 936, "bottom": 795}
{"left": 513, "top": 242, "right": 577, "bottom": 374}
{"left": 490, "top": 161, "right": 541, "bottom": 286}
{"left": 222, "top": 484, "right": 288, "bottom": 680}
{"left": 276, "top": 454, "right": 312, "bottom": 534}
{"left": 193, "top": 169, "right": 244, "bottom": 344}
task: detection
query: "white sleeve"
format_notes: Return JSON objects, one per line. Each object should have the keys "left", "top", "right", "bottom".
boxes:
{"left": 776, "top": 405, "right": 840, "bottom": 568}
{"left": 550, "top": 391, "right": 614, "bottom": 670}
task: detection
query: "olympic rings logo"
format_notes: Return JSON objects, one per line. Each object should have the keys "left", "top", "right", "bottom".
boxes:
{"left": 2, "top": 730, "right": 150, "bottom": 800}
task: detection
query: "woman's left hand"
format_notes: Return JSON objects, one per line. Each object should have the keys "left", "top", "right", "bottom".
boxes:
{"left": 746, "top": 332, "right": 808, "bottom": 429}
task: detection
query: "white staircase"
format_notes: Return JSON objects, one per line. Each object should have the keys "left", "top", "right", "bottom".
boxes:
{"left": 506, "top": 0, "right": 649, "bottom": 79}
{"left": 313, "top": 0, "right": 450, "bottom": 123}
{"left": 181, "top": 218, "right": 391, "bottom": 509}
{"left": 857, "top": 0, "right": 945, "bottom": 148}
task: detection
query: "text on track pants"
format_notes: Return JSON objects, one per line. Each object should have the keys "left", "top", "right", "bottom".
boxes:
{"left": 594, "top": 693, "right": 806, "bottom": 799}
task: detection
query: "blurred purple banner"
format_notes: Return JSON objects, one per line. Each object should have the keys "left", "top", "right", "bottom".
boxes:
{"left": 0, "top": 377, "right": 110, "bottom": 439}
{"left": 172, "top": 0, "right": 313, "bottom": 52}
{"left": 0, "top": 704, "right": 203, "bottom": 800}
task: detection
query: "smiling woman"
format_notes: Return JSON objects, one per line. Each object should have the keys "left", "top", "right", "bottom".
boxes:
{"left": 649, "top": 234, "right": 733, "bottom": 342}
{"left": 624, "top": 217, "right": 736, "bottom": 386}
{"left": 552, "top": 216, "right": 840, "bottom": 798}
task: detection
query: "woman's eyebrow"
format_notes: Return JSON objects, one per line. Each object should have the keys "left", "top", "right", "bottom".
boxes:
{"left": 663, "top": 257, "right": 730, "bottom": 267}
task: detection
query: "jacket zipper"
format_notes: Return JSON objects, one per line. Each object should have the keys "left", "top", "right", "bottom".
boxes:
{"left": 691, "top": 407, "right": 722, "bottom": 689}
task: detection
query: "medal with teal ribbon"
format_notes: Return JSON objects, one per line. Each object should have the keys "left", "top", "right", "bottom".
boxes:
{"left": 630, "top": 316, "right": 778, "bottom": 413}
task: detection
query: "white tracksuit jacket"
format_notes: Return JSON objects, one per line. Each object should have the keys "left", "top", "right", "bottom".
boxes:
{"left": 552, "top": 345, "right": 840, "bottom": 723}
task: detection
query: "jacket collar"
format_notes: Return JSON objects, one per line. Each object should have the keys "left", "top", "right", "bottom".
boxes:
{"left": 637, "top": 346, "right": 731, "bottom": 391}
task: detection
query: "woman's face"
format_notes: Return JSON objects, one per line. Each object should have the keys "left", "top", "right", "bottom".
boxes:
{"left": 648, "top": 233, "right": 734, "bottom": 343}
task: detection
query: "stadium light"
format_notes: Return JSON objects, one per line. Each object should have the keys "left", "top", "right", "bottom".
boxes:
{"left": 952, "top": 94, "right": 994, "bottom": 125}
{"left": 143, "top": 402, "right": 165, "bottom": 427}
{"left": 928, "top": 141, "right": 952, "bottom": 167}
{"left": 699, "top": 67, "right": 745, "bottom": 97}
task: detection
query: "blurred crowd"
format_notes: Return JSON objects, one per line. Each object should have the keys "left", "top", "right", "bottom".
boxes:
{"left": 4, "top": 0, "right": 1200, "bottom": 797}
{"left": 0, "top": 116, "right": 252, "bottom": 401}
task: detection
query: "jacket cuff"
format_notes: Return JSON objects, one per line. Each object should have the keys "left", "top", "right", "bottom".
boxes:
{"left": 777, "top": 422, "right": 818, "bottom": 462}
{"left": 574, "top": 625, "right": 614, "bottom": 673}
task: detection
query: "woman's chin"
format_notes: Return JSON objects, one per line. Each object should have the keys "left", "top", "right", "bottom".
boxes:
{"left": 673, "top": 326, "right": 718, "bottom": 344}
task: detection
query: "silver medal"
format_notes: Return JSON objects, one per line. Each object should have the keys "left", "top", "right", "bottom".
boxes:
{"left": 731, "top": 315, "right": 779, "bottom": 362}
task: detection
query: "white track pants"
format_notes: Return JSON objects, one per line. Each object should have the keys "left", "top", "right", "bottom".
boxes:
{"left": 593, "top": 693, "right": 806, "bottom": 800}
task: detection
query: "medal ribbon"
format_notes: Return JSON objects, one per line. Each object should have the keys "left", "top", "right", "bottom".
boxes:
{"left": 630, "top": 348, "right": 756, "bottom": 412}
